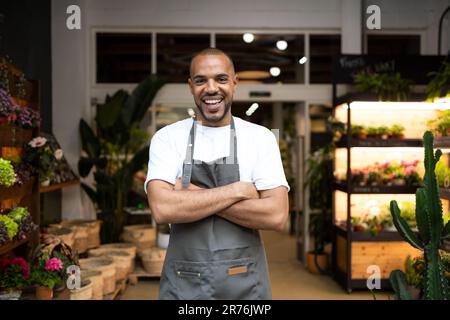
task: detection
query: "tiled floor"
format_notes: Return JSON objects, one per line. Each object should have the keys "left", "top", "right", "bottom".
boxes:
{"left": 119, "top": 230, "right": 391, "bottom": 300}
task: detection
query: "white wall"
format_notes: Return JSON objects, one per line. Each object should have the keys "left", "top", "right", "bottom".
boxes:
{"left": 52, "top": 0, "right": 450, "bottom": 219}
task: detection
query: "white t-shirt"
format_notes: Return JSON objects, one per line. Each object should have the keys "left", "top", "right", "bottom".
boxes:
{"left": 144, "top": 116, "right": 290, "bottom": 193}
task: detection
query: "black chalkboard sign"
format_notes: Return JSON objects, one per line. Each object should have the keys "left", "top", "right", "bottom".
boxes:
{"left": 332, "top": 54, "right": 445, "bottom": 85}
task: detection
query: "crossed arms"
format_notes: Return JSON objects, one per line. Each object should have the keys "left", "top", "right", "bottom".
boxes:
{"left": 147, "top": 180, "right": 289, "bottom": 232}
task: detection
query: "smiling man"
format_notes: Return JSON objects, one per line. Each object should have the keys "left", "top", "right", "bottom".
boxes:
{"left": 145, "top": 48, "right": 289, "bottom": 300}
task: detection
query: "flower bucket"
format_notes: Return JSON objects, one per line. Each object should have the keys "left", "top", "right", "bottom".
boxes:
{"left": 70, "top": 279, "right": 93, "bottom": 300}
{"left": 81, "top": 270, "right": 103, "bottom": 300}
{"left": 79, "top": 257, "right": 116, "bottom": 295}
{"left": 0, "top": 289, "right": 22, "bottom": 300}
{"left": 121, "top": 224, "right": 156, "bottom": 255}
{"left": 140, "top": 248, "right": 166, "bottom": 275}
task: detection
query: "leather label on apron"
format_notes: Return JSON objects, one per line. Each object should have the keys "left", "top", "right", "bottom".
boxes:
{"left": 227, "top": 265, "right": 248, "bottom": 276}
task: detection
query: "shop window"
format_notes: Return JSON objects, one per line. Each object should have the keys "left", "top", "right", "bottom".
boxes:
{"left": 367, "top": 34, "right": 421, "bottom": 55}
{"left": 309, "top": 34, "right": 341, "bottom": 84}
{"left": 215, "top": 34, "right": 305, "bottom": 84}
{"left": 96, "top": 33, "right": 152, "bottom": 83}
{"left": 156, "top": 34, "right": 210, "bottom": 83}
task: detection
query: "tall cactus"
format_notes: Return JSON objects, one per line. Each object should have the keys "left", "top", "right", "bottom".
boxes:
{"left": 390, "top": 131, "right": 450, "bottom": 300}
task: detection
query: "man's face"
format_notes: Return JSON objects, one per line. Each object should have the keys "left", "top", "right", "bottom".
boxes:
{"left": 188, "top": 54, "right": 237, "bottom": 126}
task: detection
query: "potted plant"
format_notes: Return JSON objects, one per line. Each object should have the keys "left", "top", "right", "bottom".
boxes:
{"left": 351, "top": 125, "right": 367, "bottom": 139}
{"left": 428, "top": 110, "right": 450, "bottom": 137}
{"left": 366, "top": 126, "right": 380, "bottom": 138}
{"left": 354, "top": 71, "right": 413, "bottom": 101}
{"left": 0, "top": 257, "right": 30, "bottom": 299}
{"left": 426, "top": 61, "right": 450, "bottom": 102}
{"left": 389, "top": 124, "right": 405, "bottom": 139}
{"left": 24, "top": 136, "right": 56, "bottom": 185}
{"left": 304, "top": 144, "right": 334, "bottom": 274}
{"left": 157, "top": 224, "right": 171, "bottom": 249}
{"left": 78, "top": 75, "right": 164, "bottom": 243}
{"left": 30, "top": 256, "right": 64, "bottom": 300}
{"left": 0, "top": 157, "right": 16, "bottom": 187}
{"left": 378, "top": 126, "right": 389, "bottom": 140}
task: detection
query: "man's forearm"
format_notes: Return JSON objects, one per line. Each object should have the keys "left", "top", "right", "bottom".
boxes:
{"left": 148, "top": 180, "right": 256, "bottom": 224}
{"left": 218, "top": 199, "right": 286, "bottom": 231}
{"left": 218, "top": 187, "right": 289, "bottom": 231}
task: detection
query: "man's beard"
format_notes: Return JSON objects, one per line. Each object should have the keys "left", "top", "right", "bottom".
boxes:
{"left": 196, "top": 100, "right": 232, "bottom": 123}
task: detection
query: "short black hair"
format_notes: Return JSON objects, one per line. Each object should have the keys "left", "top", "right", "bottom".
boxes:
{"left": 189, "top": 47, "right": 235, "bottom": 77}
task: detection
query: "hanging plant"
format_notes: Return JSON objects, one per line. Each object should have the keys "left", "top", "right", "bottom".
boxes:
{"left": 353, "top": 71, "right": 413, "bottom": 101}
{"left": 426, "top": 61, "right": 450, "bottom": 102}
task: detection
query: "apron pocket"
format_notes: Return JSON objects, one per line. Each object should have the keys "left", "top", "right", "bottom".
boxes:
{"left": 212, "top": 257, "right": 259, "bottom": 300}
{"left": 173, "top": 260, "right": 209, "bottom": 300}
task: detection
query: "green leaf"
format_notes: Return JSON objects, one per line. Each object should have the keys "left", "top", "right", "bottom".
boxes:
{"left": 79, "top": 119, "right": 100, "bottom": 158}
{"left": 81, "top": 183, "right": 98, "bottom": 205}
{"left": 123, "top": 75, "right": 165, "bottom": 127}
{"left": 390, "top": 270, "right": 412, "bottom": 300}
{"left": 95, "top": 90, "right": 128, "bottom": 130}
{"left": 78, "top": 157, "right": 94, "bottom": 177}
{"left": 442, "top": 221, "right": 450, "bottom": 240}
{"left": 390, "top": 200, "right": 423, "bottom": 250}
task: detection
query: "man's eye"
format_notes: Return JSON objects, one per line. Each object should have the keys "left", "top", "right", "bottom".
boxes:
{"left": 218, "top": 77, "right": 228, "bottom": 83}
{"left": 195, "top": 79, "right": 205, "bottom": 85}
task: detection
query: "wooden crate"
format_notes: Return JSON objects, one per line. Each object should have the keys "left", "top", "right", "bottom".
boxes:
{"left": 351, "top": 241, "right": 420, "bottom": 279}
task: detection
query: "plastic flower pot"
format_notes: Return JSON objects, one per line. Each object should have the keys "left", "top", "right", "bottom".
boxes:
{"left": 0, "top": 289, "right": 22, "bottom": 300}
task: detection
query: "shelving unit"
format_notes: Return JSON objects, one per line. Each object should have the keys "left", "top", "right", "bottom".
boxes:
{"left": 0, "top": 60, "right": 40, "bottom": 257}
{"left": 331, "top": 94, "right": 444, "bottom": 292}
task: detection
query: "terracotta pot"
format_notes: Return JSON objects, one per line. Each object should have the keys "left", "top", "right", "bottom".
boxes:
{"left": 306, "top": 252, "right": 329, "bottom": 274}
{"left": 35, "top": 286, "right": 53, "bottom": 300}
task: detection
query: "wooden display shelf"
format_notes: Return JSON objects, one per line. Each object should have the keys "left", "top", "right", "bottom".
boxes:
{"left": 333, "top": 182, "right": 419, "bottom": 194}
{"left": 0, "top": 177, "right": 35, "bottom": 201}
{"left": 0, "top": 237, "right": 29, "bottom": 256}
{"left": 439, "top": 188, "right": 450, "bottom": 200}
{"left": 334, "top": 225, "right": 407, "bottom": 242}
{"left": 434, "top": 136, "right": 450, "bottom": 148}
{"left": 336, "top": 137, "right": 423, "bottom": 148}
{"left": 40, "top": 179, "right": 79, "bottom": 193}
{"left": 0, "top": 125, "right": 33, "bottom": 146}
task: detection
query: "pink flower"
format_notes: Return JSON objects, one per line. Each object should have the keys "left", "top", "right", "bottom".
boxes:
{"left": 28, "top": 136, "right": 47, "bottom": 148}
{"left": 404, "top": 166, "right": 416, "bottom": 175}
{"left": 44, "top": 258, "right": 63, "bottom": 271}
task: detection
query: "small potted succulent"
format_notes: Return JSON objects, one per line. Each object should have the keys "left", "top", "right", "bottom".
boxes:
{"left": 350, "top": 125, "right": 367, "bottom": 139}
{"left": 366, "top": 126, "right": 379, "bottom": 138}
{"left": 0, "top": 257, "right": 30, "bottom": 300}
{"left": 389, "top": 124, "right": 405, "bottom": 139}
{"left": 378, "top": 126, "right": 390, "bottom": 140}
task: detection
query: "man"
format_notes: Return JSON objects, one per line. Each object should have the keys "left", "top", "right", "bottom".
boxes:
{"left": 145, "top": 48, "right": 289, "bottom": 300}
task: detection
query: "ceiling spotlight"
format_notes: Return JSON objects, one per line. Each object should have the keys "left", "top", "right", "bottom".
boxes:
{"left": 276, "top": 40, "right": 288, "bottom": 51}
{"left": 298, "top": 56, "right": 308, "bottom": 64}
{"left": 269, "top": 67, "right": 281, "bottom": 77}
{"left": 245, "top": 103, "right": 259, "bottom": 116}
{"left": 243, "top": 33, "right": 254, "bottom": 43}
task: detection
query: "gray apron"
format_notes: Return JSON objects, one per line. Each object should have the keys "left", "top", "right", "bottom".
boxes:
{"left": 159, "top": 117, "right": 272, "bottom": 300}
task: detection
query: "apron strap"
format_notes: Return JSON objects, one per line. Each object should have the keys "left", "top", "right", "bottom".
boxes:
{"left": 181, "top": 117, "right": 238, "bottom": 188}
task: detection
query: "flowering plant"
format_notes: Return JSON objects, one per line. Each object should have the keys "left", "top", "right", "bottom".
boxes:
{"left": 24, "top": 136, "right": 55, "bottom": 182}
{"left": 0, "top": 88, "right": 40, "bottom": 129}
{"left": 30, "top": 257, "right": 64, "bottom": 289}
{"left": 0, "top": 207, "right": 38, "bottom": 244}
{"left": 0, "top": 257, "right": 30, "bottom": 291}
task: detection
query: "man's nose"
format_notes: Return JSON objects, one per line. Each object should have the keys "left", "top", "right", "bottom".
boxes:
{"left": 205, "top": 79, "right": 218, "bottom": 93}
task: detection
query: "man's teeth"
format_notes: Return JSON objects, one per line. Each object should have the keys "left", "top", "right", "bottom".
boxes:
{"left": 204, "top": 99, "right": 222, "bottom": 104}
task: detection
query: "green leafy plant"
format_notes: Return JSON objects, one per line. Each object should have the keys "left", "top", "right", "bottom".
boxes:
{"left": 0, "top": 158, "right": 16, "bottom": 187}
{"left": 24, "top": 136, "right": 56, "bottom": 182}
{"left": 389, "top": 131, "right": 450, "bottom": 300}
{"left": 351, "top": 125, "right": 367, "bottom": 138}
{"left": 0, "top": 215, "right": 18, "bottom": 239}
{"left": 427, "top": 61, "right": 450, "bottom": 102}
{"left": 428, "top": 110, "right": 450, "bottom": 137}
{"left": 305, "top": 144, "right": 334, "bottom": 257}
{"left": 389, "top": 124, "right": 405, "bottom": 138}
{"left": 354, "top": 71, "right": 413, "bottom": 101}
{"left": 29, "top": 257, "right": 63, "bottom": 289}
{"left": 78, "top": 75, "right": 164, "bottom": 243}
